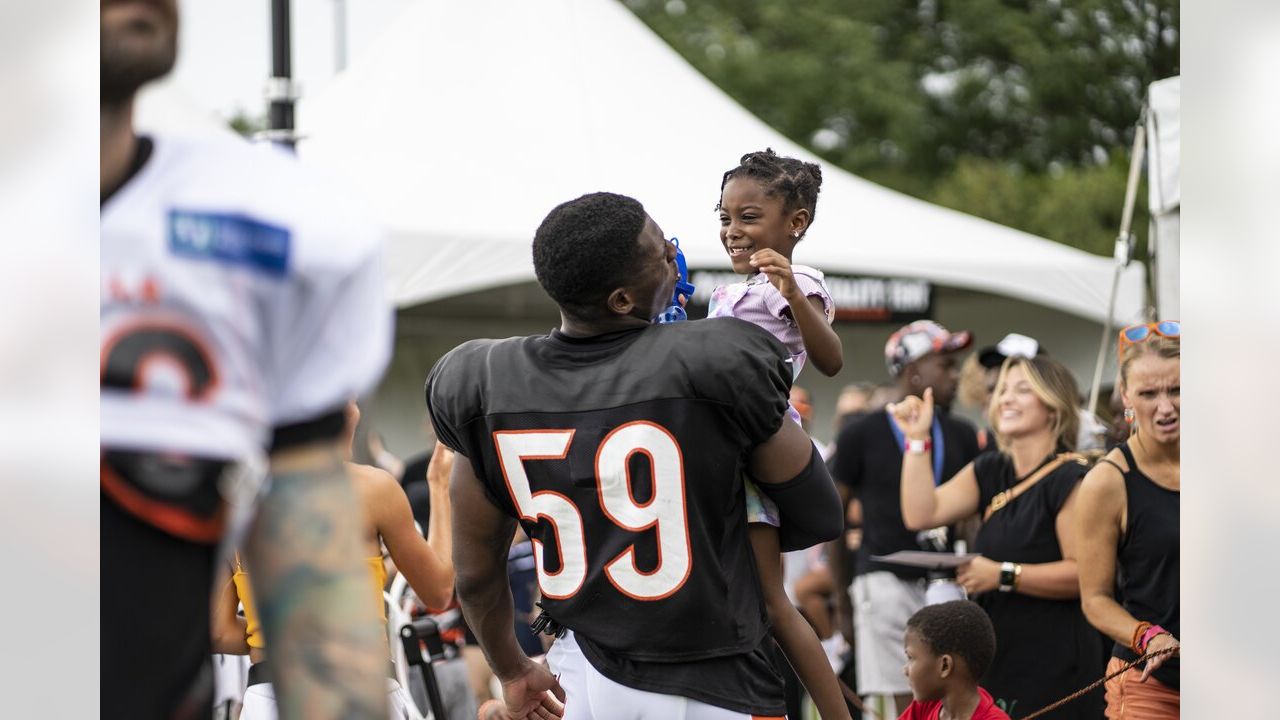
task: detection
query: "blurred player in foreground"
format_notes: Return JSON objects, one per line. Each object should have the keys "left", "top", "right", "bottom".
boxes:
{"left": 101, "top": 1, "right": 391, "bottom": 716}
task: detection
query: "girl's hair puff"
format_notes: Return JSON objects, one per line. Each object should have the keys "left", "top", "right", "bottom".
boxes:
{"left": 718, "top": 148, "right": 823, "bottom": 237}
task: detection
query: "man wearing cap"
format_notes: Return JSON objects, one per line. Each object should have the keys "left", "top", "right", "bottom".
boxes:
{"left": 830, "top": 320, "right": 982, "bottom": 718}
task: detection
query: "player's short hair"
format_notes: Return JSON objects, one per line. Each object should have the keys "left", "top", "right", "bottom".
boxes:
{"left": 718, "top": 148, "right": 824, "bottom": 234}
{"left": 907, "top": 600, "right": 997, "bottom": 680}
{"left": 533, "top": 192, "right": 648, "bottom": 319}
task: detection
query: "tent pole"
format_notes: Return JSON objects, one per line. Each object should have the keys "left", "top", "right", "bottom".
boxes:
{"left": 263, "top": 0, "right": 298, "bottom": 149}
{"left": 1086, "top": 112, "right": 1147, "bottom": 414}
{"left": 334, "top": 0, "right": 348, "bottom": 73}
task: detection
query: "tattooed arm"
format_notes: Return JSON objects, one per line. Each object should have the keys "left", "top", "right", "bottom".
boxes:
{"left": 244, "top": 441, "right": 389, "bottom": 720}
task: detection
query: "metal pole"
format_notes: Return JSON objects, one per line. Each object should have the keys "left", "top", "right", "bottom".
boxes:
{"left": 1086, "top": 115, "right": 1147, "bottom": 414}
{"left": 334, "top": 0, "right": 348, "bottom": 73}
{"left": 265, "top": 0, "right": 297, "bottom": 149}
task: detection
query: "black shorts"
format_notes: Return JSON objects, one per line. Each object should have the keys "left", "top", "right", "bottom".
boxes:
{"left": 101, "top": 487, "right": 219, "bottom": 719}
{"left": 100, "top": 450, "right": 228, "bottom": 543}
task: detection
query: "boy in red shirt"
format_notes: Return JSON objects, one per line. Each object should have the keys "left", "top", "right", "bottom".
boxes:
{"left": 900, "top": 601, "right": 1010, "bottom": 720}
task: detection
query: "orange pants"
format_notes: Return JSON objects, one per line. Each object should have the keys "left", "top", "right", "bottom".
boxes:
{"left": 1103, "top": 656, "right": 1180, "bottom": 719}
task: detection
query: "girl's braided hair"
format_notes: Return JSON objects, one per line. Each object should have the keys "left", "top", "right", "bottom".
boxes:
{"left": 718, "top": 148, "right": 823, "bottom": 237}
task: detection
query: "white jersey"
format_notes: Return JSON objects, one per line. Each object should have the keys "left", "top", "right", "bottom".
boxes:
{"left": 101, "top": 134, "right": 392, "bottom": 461}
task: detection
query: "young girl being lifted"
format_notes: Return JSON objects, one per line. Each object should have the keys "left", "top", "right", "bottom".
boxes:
{"left": 710, "top": 148, "right": 847, "bottom": 719}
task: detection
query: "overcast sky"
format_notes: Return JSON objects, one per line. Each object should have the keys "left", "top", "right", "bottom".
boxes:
{"left": 171, "top": 0, "right": 416, "bottom": 119}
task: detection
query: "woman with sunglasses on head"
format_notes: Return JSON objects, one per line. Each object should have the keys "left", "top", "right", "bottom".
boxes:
{"left": 891, "top": 355, "right": 1105, "bottom": 718}
{"left": 1077, "top": 322, "right": 1180, "bottom": 718}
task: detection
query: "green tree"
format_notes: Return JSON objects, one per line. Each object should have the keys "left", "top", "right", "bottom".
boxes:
{"left": 622, "top": 0, "right": 1176, "bottom": 256}
{"left": 227, "top": 110, "right": 267, "bottom": 138}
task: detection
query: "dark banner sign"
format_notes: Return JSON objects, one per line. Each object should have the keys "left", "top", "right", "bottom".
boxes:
{"left": 689, "top": 270, "right": 932, "bottom": 323}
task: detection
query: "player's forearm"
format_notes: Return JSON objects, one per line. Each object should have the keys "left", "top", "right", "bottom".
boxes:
{"left": 787, "top": 293, "right": 843, "bottom": 376}
{"left": 249, "top": 445, "right": 389, "bottom": 720}
{"left": 771, "top": 606, "right": 853, "bottom": 720}
{"left": 456, "top": 566, "right": 530, "bottom": 681}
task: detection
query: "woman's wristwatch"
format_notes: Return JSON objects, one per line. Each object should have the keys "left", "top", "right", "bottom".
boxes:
{"left": 998, "top": 561, "right": 1022, "bottom": 592}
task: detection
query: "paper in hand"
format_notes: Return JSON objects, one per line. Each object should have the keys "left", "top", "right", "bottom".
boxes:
{"left": 871, "top": 551, "right": 982, "bottom": 570}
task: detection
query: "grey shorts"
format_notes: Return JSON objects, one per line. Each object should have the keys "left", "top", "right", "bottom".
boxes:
{"left": 852, "top": 571, "right": 926, "bottom": 696}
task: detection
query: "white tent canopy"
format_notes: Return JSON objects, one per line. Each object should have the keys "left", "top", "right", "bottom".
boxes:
{"left": 299, "top": 0, "right": 1145, "bottom": 324}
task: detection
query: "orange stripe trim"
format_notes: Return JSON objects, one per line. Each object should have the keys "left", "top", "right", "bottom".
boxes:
{"left": 101, "top": 460, "right": 225, "bottom": 543}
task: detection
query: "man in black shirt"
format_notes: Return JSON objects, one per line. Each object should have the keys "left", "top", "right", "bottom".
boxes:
{"left": 426, "top": 193, "right": 843, "bottom": 719}
{"left": 831, "top": 320, "right": 980, "bottom": 717}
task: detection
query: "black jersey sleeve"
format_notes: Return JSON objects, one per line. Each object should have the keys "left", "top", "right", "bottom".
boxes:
{"left": 424, "top": 340, "right": 524, "bottom": 514}
{"left": 424, "top": 341, "right": 485, "bottom": 457}
{"left": 688, "top": 318, "right": 793, "bottom": 447}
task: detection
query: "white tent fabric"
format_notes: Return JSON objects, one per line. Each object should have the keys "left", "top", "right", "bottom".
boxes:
{"left": 298, "top": 0, "right": 1145, "bottom": 324}
{"left": 134, "top": 79, "right": 238, "bottom": 139}
{"left": 1147, "top": 76, "right": 1180, "bottom": 318}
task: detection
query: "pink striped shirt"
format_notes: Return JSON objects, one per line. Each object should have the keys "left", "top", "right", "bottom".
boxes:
{"left": 707, "top": 264, "right": 835, "bottom": 380}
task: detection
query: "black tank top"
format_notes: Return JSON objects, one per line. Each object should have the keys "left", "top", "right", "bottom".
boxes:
{"left": 1109, "top": 442, "right": 1180, "bottom": 689}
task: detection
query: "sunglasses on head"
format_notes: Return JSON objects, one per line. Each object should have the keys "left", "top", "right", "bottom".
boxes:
{"left": 1119, "top": 320, "right": 1180, "bottom": 346}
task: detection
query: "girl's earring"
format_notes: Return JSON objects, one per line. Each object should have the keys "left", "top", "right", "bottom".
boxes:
{"left": 1123, "top": 407, "right": 1135, "bottom": 424}
{"left": 793, "top": 231, "right": 800, "bottom": 238}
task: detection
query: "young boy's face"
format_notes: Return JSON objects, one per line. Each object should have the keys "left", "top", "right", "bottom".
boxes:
{"left": 904, "top": 628, "right": 947, "bottom": 701}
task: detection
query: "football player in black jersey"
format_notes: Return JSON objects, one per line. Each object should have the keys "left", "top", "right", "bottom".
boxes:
{"left": 426, "top": 192, "right": 843, "bottom": 719}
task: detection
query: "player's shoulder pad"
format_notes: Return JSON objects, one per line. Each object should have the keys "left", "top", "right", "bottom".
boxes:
{"left": 426, "top": 336, "right": 532, "bottom": 411}
{"left": 661, "top": 318, "right": 793, "bottom": 406}
{"left": 666, "top": 316, "right": 791, "bottom": 367}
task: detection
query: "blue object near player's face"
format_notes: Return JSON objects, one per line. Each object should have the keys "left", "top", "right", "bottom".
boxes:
{"left": 655, "top": 237, "right": 696, "bottom": 324}
{"left": 629, "top": 216, "right": 678, "bottom": 322}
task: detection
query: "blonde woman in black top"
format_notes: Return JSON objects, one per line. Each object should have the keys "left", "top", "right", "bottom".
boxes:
{"left": 891, "top": 355, "right": 1104, "bottom": 717}
{"left": 1077, "top": 323, "right": 1180, "bottom": 718}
